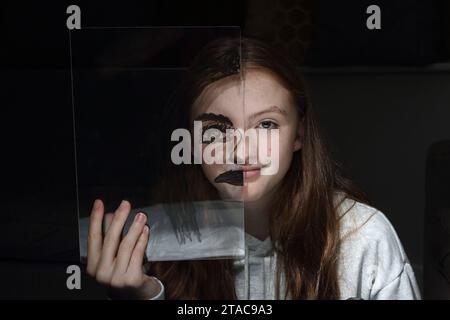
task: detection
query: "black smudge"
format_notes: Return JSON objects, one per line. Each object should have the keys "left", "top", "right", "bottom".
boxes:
{"left": 214, "top": 170, "right": 243, "bottom": 186}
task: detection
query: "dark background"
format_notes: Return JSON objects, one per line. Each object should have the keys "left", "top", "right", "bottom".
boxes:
{"left": 1, "top": 0, "right": 450, "bottom": 299}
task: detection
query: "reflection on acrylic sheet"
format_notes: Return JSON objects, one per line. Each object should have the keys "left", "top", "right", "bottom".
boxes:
{"left": 79, "top": 200, "right": 245, "bottom": 262}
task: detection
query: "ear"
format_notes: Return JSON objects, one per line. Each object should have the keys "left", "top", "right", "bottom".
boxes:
{"left": 293, "top": 121, "right": 304, "bottom": 152}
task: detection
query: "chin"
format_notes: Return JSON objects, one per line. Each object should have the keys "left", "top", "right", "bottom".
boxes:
{"left": 242, "top": 193, "right": 263, "bottom": 203}
{"left": 244, "top": 174, "right": 283, "bottom": 204}
{"left": 215, "top": 184, "right": 245, "bottom": 201}
{"left": 242, "top": 183, "right": 268, "bottom": 203}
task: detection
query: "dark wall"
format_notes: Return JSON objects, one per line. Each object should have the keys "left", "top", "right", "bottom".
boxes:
{"left": 305, "top": 70, "right": 450, "bottom": 286}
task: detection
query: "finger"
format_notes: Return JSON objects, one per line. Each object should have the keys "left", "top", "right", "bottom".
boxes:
{"left": 87, "top": 199, "right": 104, "bottom": 275}
{"left": 127, "top": 225, "right": 150, "bottom": 275}
{"left": 103, "top": 213, "right": 114, "bottom": 234}
{"left": 100, "top": 200, "right": 132, "bottom": 266}
{"left": 114, "top": 212, "right": 147, "bottom": 275}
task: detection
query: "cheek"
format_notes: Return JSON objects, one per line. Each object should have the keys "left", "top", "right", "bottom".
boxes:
{"left": 201, "top": 163, "right": 220, "bottom": 183}
{"left": 201, "top": 163, "right": 213, "bottom": 179}
{"left": 278, "top": 133, "right": 295, "bottom": 166}
{"left": 284, "top": 128, "right": 300, "bottom": 169}
{"left": 261, "top": 128, "right": 296, "bottom": 171}
{"left": 201, "top": 142, "right": 229, "bottom": 165}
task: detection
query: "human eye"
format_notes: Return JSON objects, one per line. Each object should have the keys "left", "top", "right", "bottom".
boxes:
{"left": 202, "top": 123, "right": 231, "bottom": 144}
{"left": 257, "top": 120, "right": 279, "bottom": 130}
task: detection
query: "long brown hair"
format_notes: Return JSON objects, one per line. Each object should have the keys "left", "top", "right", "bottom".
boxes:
{"left": 148, "top": 37, "right": 368, "bottom": 299}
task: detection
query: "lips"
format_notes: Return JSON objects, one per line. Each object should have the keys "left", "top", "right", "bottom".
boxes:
{"left": 237, "top": 165, "right": 260, "bottom": 180}
{"left": 214, "top": 165, "right": 262, "bottom": 186}
{"left": 240, "top": 165, "right": 261, "bottom": 172}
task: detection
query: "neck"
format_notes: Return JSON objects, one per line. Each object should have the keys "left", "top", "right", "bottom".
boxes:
{"left": 244, "top": 195, "right": 272, "bottom": 241}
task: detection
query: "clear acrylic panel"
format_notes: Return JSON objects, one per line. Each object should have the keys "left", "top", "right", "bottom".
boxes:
{"left": 70, "top": 27, "right": 245, "bottom": 263}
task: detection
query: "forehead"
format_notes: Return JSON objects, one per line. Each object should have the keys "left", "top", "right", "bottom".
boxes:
{"left": 191, "top": 69, "right": 293, "bottom": 122}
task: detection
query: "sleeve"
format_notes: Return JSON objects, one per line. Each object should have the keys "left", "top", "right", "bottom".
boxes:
{"left": 337, "top": 199, "right": 422, "bottom": 300}
{"left": 370, "top": 262, "right": 421, "bottom": 299}
{"left": 148, "top": 276, "right": 165, "bottom": 300}
{"left": 367, "top": 211, "right": 422, "bottom": 300}
{"left": 106, "top": 276, "right": 165, "bottom": 300}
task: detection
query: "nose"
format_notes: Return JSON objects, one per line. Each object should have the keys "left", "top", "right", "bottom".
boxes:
{"left": 231, "top": 128, "right": 258, "bottom": 165}
{"left": 222, "top": 127, "right": 244, "bottom": 165}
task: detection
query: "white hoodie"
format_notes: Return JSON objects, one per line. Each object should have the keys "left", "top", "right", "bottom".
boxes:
{"left": 149, "top": 192, "right": 421, "bottom": 300}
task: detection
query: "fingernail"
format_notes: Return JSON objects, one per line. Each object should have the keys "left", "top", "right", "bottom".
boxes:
{"left": 94, "top": 199, "right": 101, "bottom": 209}
{"left": 143, "top": 225, "right": 149, "bottom": 234}
{"left": 136, "top": 212, "right": 146, "bottom": 223}
{"left": 120, "top": 200, "right": 128, "bottom": 207}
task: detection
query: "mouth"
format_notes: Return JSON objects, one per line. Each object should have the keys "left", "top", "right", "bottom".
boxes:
{"left": 214, "top": 165, "right": 263, "bottom": 186}
{"left": 241, "top": 166, "right": 261, "bottom": 180}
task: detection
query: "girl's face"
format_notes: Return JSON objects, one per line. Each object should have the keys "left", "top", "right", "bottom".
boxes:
{"left": 191, "top": 68, "right": 303, "bottom": 203}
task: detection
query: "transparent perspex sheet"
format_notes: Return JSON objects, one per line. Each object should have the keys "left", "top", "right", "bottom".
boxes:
{"left": 71, "top": 27, "right": 244, "bottom": 262}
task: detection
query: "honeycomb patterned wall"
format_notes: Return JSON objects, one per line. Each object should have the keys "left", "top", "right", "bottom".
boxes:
{"left": 244, "top": 0, "right": 312, "bottom": 65}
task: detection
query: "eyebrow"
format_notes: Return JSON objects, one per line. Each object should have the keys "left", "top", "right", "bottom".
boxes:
{"left": 193, "top": 106, "right": 287, "bottom": 125}
{"left": 194, "top": 113, "right": 233, "bottom": 125}
{"left": 248, "top": 105, "right": 287, "bottom": 121}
